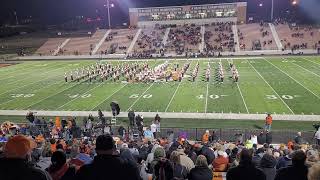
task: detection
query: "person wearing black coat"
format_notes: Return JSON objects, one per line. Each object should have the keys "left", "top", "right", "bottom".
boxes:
{"left": 75, "top": 134, "right": 140, "bottom": 180}
{"left": 257, "top": 131, "right": 266, "bottom": 145}
{"left": 199, "top": 145, "right": 215, "bottom": 165}
{"left": 260, "top": 154, "right": 277, "bottom": 180}
{"left": 128, "top": 109, "right": 135, "bottom": 127}
{"left": 188, "top": 155, "right": 213, "bottom": 180}
{"left": 226, "top": 148, "right": 266, "bottom": 180}
{"left": 265, "top": 131, "right": 272, "bottom": 145}
{"left": 275, "top": 150, "right": 308, "bottom": 180}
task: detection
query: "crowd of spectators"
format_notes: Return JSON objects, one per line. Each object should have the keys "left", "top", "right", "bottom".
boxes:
{"left": 204, "top": 22, "right": 235, "bottom": 56}
{"left": 167, "top": 24, "right": 202, "bottom": 55}
{"left": 1, "top": 112, "right": 320, "bottom": 180}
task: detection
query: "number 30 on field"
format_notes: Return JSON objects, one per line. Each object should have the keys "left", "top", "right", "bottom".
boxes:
{"left": 129, "top": 94, "right": 152, "bottom": 99}
{"left": 266, "top": 95, "right": 294, "bottom": 100}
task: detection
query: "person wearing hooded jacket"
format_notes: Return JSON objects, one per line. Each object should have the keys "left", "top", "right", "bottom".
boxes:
{"left": 47, "top": 151, "right": 76, "bottom": 180}
{"left": 259, "top": 154, "right": 277, "bottom": 180}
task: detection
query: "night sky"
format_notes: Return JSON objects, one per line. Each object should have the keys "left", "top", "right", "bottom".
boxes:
{"left": 0, "top": 0, "right": 317, "bottom": 26}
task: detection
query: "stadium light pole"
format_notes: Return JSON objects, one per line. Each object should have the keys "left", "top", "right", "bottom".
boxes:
{"left": 271, "top": 0, "right": 274, "bottom": 21}
{"left": 105, "top": 0, "right": 114, "bottom": 29}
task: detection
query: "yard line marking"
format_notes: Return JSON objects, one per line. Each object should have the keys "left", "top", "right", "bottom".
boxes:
{"left": 227, "top": 59, "right": 249, "bottom": 114}
{"left": 205, "top": 83, "right": 209, "bottom": 113}
{"left": 126, "top": 83, "right": 154, "bottom": 111}
{"left": 56, "top": 83, "right": 104, "bottom": 110}
{"left": 265, "top": 58, "right": 320, "bottom": 100}
{"left": 248, "top": 62, "right": 294, "bottom": 114}
{"left": 5, "top": 63, "right": 63, "bottom": 84}
{"left": 289, "top": 59, "right": 320, "bottom": 78}
{"left": 303, "top": 57, "right": 320, "bottom": 66}
{"left": 165, "top": 82, "right": 182, "bottom": 112}
{"left": 24, "top": 83, "right": 82, "bottom": 109}
{"left": 236, "top": 83, "right": 249, "bottom": 114}
{"left": 0, "top": 81, "right": 66, "bottom": 107}
{"left": 90, "top": 84, "right": 127, "bottom": 111}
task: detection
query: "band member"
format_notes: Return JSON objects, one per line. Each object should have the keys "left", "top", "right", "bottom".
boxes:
{"left": 179, "top": 72, "right": 182, "bottom": 82}
{"left": 64, "top": 73, "right": 68, "bottom": 82}
{"left": 192, "top": 73, "right": 196, "bottom": 82}
{"left": 70, "top": 72, "right": 73, "bottom": 81}
{"left": 220, "top": 74, "right": 224, "bottom": 83}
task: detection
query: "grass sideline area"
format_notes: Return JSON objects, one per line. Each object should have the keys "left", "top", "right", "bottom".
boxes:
{"left": 1, "top": 56, "right": 320, "bottom": 115}
{"left": 0, "top": 115, "right": 316, "bottom": 131}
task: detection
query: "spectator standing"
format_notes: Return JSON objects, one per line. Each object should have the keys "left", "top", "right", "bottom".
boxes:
{"left": 128, "top": 109, "right": 135, "bottom": 127}
{"left": 226, "top": 148, "right": 266, "bottom": 180}
{"left": 170, "top": 151, "right": 188, "bottom": 180}
{"left": 188, "top": 155, "right": 213, "bottom": 180}
{"left": 202, "top": 130, "right": 210, "bottom": 144}
{"left": 0, "top": 135, "right": 51, "bottom": 180}
{"left": 294, "top": 132, "right": 305, "bottom": 145}
{"left": 213, "top": 150, "right": 229, "bottom": 172}
{"left": 308, "top": 163, "right": 320, "bottom": 180}
{"left": 314, "top": 127, "right": 320, "bottom": 145}
{"left": 274, "top": 150, "right": 308, "bottom": 180}
{"left": 265, "top": 114, "right": 272, "bottom": 131}
{"left": 144, "top": 127, "right": 154, "bottom": 141}
{"left": 154, "top": 114, "right": 161, "bottom": 123}
{"left": 257, "top": 131, "right": 266, "bottom": 145}
{"left": 266, "top": 130, "right": 272, "bottom": 145}
{"left": 47, "top": 151, "right": 76, "bottom": 180}
{"left": 151, "top": 121, "right": 157, "bottom": 139}
{"left": 75, "top": 134, "right": 140, "bottom": 180}
{"left": 149, "top": 147, "right": 173, "bottom": 180}
{"left": 276, "top": 149, "right": 292, "bottom": 169}
{"left": 260, "top": 154, "right": 277, "bottom": 180}
{"left": 209, "top": 130, "right": 218, "bottom": 143}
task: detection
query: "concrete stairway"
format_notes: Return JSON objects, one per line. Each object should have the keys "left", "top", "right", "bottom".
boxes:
{"left": 232, "top": 24, "right": 240, "bottom": 52}
{"left": 269, "top": 23, "right": 283, "bottom": 50}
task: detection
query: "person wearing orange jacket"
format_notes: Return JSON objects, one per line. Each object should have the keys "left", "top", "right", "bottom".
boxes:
{"left": 265, "top": 114, "right": 273, "bottom": 131}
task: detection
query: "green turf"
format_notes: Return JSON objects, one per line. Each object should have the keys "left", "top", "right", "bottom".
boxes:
{"left": 1, "top": 56, "right": 320, "bottom": 116}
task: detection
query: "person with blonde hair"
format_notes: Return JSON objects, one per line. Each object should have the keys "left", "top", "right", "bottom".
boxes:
{"left": 170, "top": 151, "right": 188, "bottom": 180}
{"left": 308, "top": 163, "right": 320, "bottom": 180}
{"left": 188, "top": 155, "right": 213, "bottom": 180}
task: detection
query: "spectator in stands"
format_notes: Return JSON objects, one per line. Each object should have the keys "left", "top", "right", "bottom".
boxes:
{"left": 75, "top": 134, "right": 140, "bottom": 180}
{"left": 0, "top": 135, "right": 51, "bottom": 180}
{"left": 209, "top": 130, "right": 218, "bottom": 143}
{"left": 149, "top": 147, "right": 173, "bottom": 180}
{"left": 177, "top": 145, "right": 195, "bottom": 172}
{"left": 266, "top": 130, "right": 272, "bottom": 145}
{"left": 170, "top": 151, "right": 188, "bottom": 179}
{"left": 274, "top": 150, "right": 308, "bottom": 180}
{"left": 257, "top": 131, "right": 266, "bottom": 145}
{"left": 314, "top": 127, "right": 320, "bottom": 145}
{"left": 308, "top": 163, "right": 320, "bottom": 180}
{"left": 260, "top": 154, "right": 277, "bottom": 180}
{"left": 294, "top": 132, "right": 305, "bottom": 145}
{"left": 47, "top": 150, "right": 76, "bottom": 180}
{"left": 252, "top": 148, "right": 265, "bottom": 168}
{"left": 213, "top": 150, "right": 229, "bottom": 172}
{"left": 265, "top": 114, "right": 272, "bottom": 131}
{"left": 188, "top": 155, "right": 213, "bottom": 180}
{"left": 226, "top": 148, "right": 266, "bottom": 180}
{"left": 202, "top": 130, "right": 210, "bottom": 144}
{"left": 276, "top": 149, "right": 292, "bottom": 169}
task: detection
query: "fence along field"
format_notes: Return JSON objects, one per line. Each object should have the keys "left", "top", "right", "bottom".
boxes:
{"left": 1, "top": 56, "right": 320, "bottom": 115}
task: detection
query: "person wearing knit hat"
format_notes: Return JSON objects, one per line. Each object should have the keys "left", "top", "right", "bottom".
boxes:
{"left": 154, "top": 147, "right": 166, "bottom": 159}
{"left": 75, "top": 134, "right": 140, "bottom": 180}
{"left": 0, "top": 135, "right": 51, "bottom": 180}
{"left": 260, "top": 154, "right": 277, "bottom": 180}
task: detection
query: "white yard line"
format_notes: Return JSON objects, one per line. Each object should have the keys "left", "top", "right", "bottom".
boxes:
{"left": 24, "top": 82, "right": 82, "bottom": 109}
{"left": 165, "top": 82, "right": 182, "bottom": 112}
{"left": 248, "top": 62, "right": 294, "bottom": 114}
{"left": 205, "top": 83, "right": 209, "bottom": 113}
{"left": 126, "top": 83, "right": 154, "bottom": 111}
{"left": 90, "top": 84, "right": 127, "bottom": 111}
{"left": 0, "top": 66, "right": 66, "bottom": 97}
{"left": 227, "top": 59, "right": 249, "bottom": 114}
{"left": 265, "top": 58, "right": 320, "bottom": 100}
{"left": 56, "top": 83, "right": 104, "bottom": 110}
{"left": 303, "top": 57, "right": 320, "bottom": 66}
{"left": 236, "top": 82, "right": 249, "bottom": 114}
{"left": 290, "top": 60, "right": 320, "bottom": 78}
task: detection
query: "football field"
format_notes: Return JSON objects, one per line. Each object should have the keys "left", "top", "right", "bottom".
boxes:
{"left": 1, "top": 56, "right": 320, "bottom": 116}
